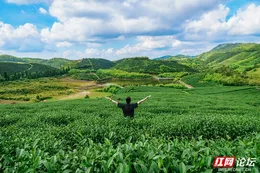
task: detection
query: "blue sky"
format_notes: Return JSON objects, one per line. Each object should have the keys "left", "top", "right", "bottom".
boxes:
{"left": 0, "top": 0, "right": 260, "bottom": 60}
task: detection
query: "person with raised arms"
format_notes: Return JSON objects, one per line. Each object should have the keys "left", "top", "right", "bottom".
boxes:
{"left": 105, "top": 95, "right": 151, "bottom": 118}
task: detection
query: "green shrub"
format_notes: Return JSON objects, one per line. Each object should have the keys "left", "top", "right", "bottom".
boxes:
{"left": 156, "top": 83, "right": 186, "bottom": 89}
{"left": 97, "top": 85, "right": 122, "bottom": 94}
{"left": 96, "top": 69, "right": 152, "bottom": 79}
{"left": 36, "top": 95, "right": 52, "bottom": 101}
{"left": 203, "top": 73, "right": 246, "bottom": 86}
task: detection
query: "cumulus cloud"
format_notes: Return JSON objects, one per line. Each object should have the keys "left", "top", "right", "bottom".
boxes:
{"left": 42, "top": 0, "right": 225, "bottom": 43}
{"left": 114, "top": 36, "right": 173, "bottom": 56}
{"left": 84, "top": 48, "right": 115, "bottom": 58}
{"left": 0, "top": 22, "right": 44, "bottom": 52}
{"left": 3, "top": 0, "right": 260, "bottom": 59}
{"left": 184, "top": 4, "right": 260, "bottom": 41}
{"left": 63, "top": 50, "right": 85, "bottom": 59}
{"left": 184, "top": 5, "right": 230, "bottom": 40}
{"left": 85, "top": 48, "right": 101, "bottom": 57}
{"left": 75, "top": 36, "right": 212, "bottom": 59}
{"left": 114, "top": 36, "right": 213, "bottom": 57}
{"left": 39, "top": 7, "right": 48, "bottom": 15}
{"left": 228, "top": 4, "right": 260, "bottom": 35}
{"left": 56, "top": 41, "right": 72, "bottom": 48}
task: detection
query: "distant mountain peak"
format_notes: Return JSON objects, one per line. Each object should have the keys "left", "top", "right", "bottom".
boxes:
{"left": 211, "top": 43, "right": 258, "bottom": 51}
{"left": 197, "top": 42, "right": 260, "bottom": 72}
{"left": 154, "top": 54, "right": 194, "bottom": 60}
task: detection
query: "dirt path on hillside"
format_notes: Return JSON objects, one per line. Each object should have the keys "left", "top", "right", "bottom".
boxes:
{"left": 0, "top": 100, "right": 26, "bottom": 104}
{"left": 179, "top": 79, "right": 194, "bottom": 89}
{"left": 58, "top": 78, "right": 109, "bottom": 100}
{"left": 90, "top": 72, "right": 101, "bottom": 80}
{"left": 152, "top": 75, "right": 174, "bottom": 80}
{"left": 27, "top": 64, "right": 33, "bottom": 71}
{"left": 153, "top": 75, "right": 194, "bottom": 89}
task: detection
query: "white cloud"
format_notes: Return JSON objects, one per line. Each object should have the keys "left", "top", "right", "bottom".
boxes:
{"left": 3, "top": 0, "right": 260, "bottom": 59}
{"left": 185, "top": 3, "right": 260, "bottom": 41}
{"left": 63, "top": 50, "right": 85, "bottom": 59}
{"left": 0, "top": 22, "right": 44, "bottom": 52}
{"left": 228, "top": 4, "right": 260, "bottom": 35}
{"left": 56, "top": 41, "right": 72, "bottom": 48}
{"left": 136, "top": 36, "right": 173, "bottom": 49}
{"left": 115, "top": 36, "right": 189, "bottom": 55}
{"left": 172, "top": 40, "right": 182, "bottom": 47}
{"left": 62, "top": 35, "right": 220, "bottom": 59}
{"left": 84, "top": 48, "right": 115, "bottom": 58}
{"left": 85, "top": 48, "right": 100, "bottom": 57}
{"left": 185, "top": 4, "right": 230, "bottom": 40}
{"left": 106, "top": 48, "right": 114, "bottom": 54}
{"left": 39, "top": 7, "right": 48, "bottom": 15}
{"left": 40, "top": 16, "right": 163, "bottom": 43}
{"left": 42, "top": 0, "right": 224, "bottom": 43}
{"left": 114, "top": 36, "right": 210, "bottom": 57}
{"left": 49, "top": 0, "right": 223, "bottom": 23}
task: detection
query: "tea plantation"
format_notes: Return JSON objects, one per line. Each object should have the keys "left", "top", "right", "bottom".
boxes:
{"left": 0, "top": 86, "right": 259, "bottom": 172}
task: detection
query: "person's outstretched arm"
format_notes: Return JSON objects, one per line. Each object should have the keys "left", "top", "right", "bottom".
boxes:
{"left": 137, "top": 95, "right": 151, "bottom": 105}
{"left": 105, "top": 96, "right": 118, "bottom": 105}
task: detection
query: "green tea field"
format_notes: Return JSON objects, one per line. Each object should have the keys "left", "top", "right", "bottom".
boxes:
{"left": 0, "top": 86, "right": 259, "bottom": 172}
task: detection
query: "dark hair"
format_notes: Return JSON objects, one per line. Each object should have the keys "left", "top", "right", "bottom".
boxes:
{"left": 126, "top": 96, "right": 131, "bottom": 104}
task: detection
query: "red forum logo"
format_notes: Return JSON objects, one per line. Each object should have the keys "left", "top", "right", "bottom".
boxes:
{"left": 213, "top": 157, "right": 236, "bottom": 168}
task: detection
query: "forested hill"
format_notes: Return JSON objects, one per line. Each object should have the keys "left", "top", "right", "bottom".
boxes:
{"left": 113, "top": 57, "right": 196, "bottom": 74}
{"left": 0, "top": 62, "right": 30, "bottom": 75}
{"left": 0, "top": 62, "right": 66, "bottom": 81}
{"left": 1, "top": 43, "right": 260, "bottom": 75}
{"left": 74, "top": 58, "right": 115, "bottom": 70}
{"left": 196, "top": 43, "right": 260, "bottom": 72}
{"left": 154, "top": 55, "right": 194, "bottom": 61}
{"left": 0, "top": 55, "right": 72, "bottom": 68}
{"left": 0, "top": 55, "right": 114, "bottom": 70}
{"left": 23, "top": 58, "right": 73, "bottom": 68}
{"left": 153, "top": 55, "right": 172, "bottom": 60}
{"left": 0, "top": 62, "right": 61, "bottom": 75}
{"left": 0, "top": 54, "right": 26, "bottom": 63}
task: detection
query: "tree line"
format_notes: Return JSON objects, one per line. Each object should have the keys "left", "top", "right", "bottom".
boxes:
{"left": 0, "top": 67, "right": 70, "bottom": 82}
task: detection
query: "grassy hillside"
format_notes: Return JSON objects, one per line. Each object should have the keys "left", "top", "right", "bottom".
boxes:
{"left": 27, "top": 63, "right": 59, "bottom": 73}
{"left": 46, "top": 58, "right": 73, "bottom": 68}
{"left": 114, "top": 57, "right": 196, "bottom": 74}
{"left": 0, "top": 86, "right": 259, "bottom": 172}
{"left": 23, "top": 58, "right": 73, "bottom": 68}
{"left": 22, "top": 58, "right": 46, "bottom": 64}
{"left": 0, "top": 55, "right": 26, "bottom": 63}
{"left": 0, "top": 62, "right": 64, "bottom": 82}
{"left": 197, "top": 43, "right": 260, "bottom": 72}
{"left": 0, "top": 78, "right": 69, "bottom": 101}
{"left": 154, "top": 55, "right": 194, "bottom": 60}
{"left": 1, "top": 55, "right": 74, "bottom": 68}
{"left": 0, "top": 62, "right": 31, "bottom": 75}
{"left": 182, "top": 73, "right": 220, "bottom": 87}
{"left": 0, "top": 62, "right": 59, "bottom": 75}
{"left": 191, "top": 43, "right": 260, "bottom": 85}
{"left": 0, "top": 77, "right": 97, "bottom": 102}
{"left": 75, "top": 58, "right": 115, "bottom": 70}
{"left": 168, "top": 55, "right": 194, "bottom": 62}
